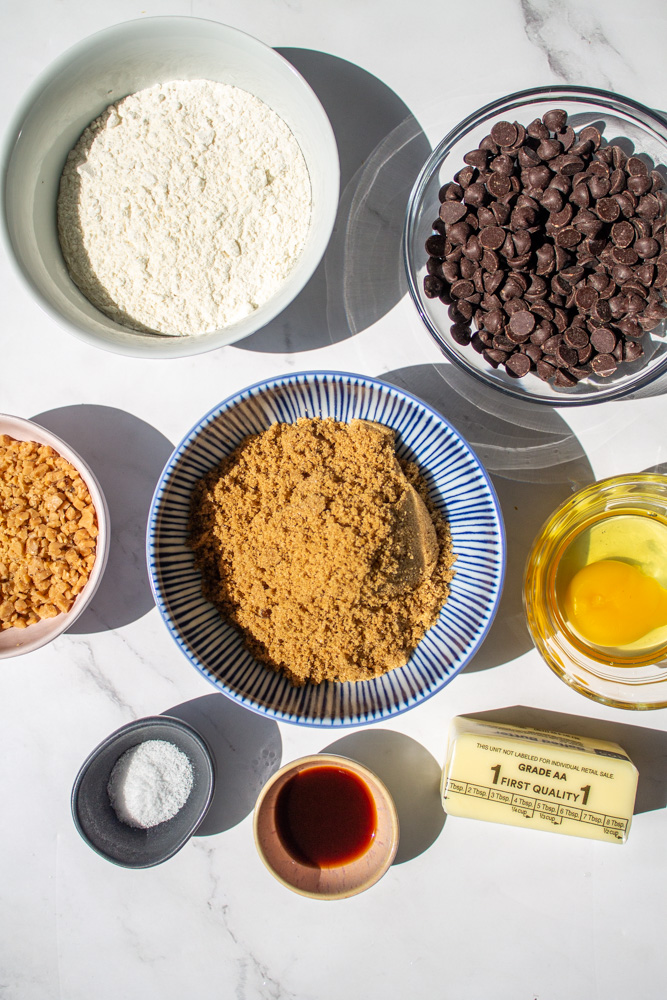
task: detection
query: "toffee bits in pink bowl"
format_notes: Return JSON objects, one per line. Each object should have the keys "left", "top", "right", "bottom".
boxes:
{"left": 405, "top": 87, "right": 667, "bottom": 405}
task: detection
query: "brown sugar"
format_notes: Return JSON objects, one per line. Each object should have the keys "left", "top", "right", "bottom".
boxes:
{"left": 188, "top": 418, "right": 456, "bottom": 685}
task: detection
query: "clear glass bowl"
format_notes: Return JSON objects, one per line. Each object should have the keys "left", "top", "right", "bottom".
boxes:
{"left": 524, "top": 474, "right": 667, "bottom": 709}
{"left": 404, "top": 86, "right": 667, "bottom": 405}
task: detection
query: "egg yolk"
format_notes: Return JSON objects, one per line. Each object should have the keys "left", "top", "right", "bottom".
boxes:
{"left": 564, "top": 559, "right": 667, "bottom": 647}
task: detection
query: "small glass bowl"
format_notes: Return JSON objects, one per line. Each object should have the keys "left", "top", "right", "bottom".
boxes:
{"left": 404, "top": 86, "right": 667, "bottom": 406}
{"left": 524, "top": 474, "right": 667, "bottom": 709}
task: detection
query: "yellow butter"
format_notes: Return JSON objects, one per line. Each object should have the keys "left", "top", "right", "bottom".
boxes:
{"left": 441, "top": 716, "right": 638, "bottom": 844}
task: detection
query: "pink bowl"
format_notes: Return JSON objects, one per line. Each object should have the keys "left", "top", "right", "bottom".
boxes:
{"left": 0, "top": 413, "right": 110, "bottom": 658}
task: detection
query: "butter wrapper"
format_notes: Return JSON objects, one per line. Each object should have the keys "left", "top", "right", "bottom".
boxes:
{"left": 441, "top": 716, "right": 638, "bottom": 843}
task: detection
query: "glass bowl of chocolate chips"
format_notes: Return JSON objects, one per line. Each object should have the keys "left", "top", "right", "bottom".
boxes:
{"left": 404, "top": 86, "right": 667, "bottom": 404}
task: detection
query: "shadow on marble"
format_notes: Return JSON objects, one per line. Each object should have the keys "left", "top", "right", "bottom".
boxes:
{"left": 323, "top": 729, "right": 445, "bottom": 864}
{"left": 234, "top": 50, "right": 431, "bottom": 354}
{"left": 472, "top": 706, "right": 667, "bottom": 816}
{"left": 31, "top": 404, "right": 174, "bottom": 632}
{"left": 382, "top": 364, "right": 595, "bottom": 672}
{"left": 166, "top": 694, "right": 282, "bottom": 836}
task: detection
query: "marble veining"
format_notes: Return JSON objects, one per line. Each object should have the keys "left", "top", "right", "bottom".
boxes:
{"left": 520, "top": 0, "right": 631, "bottom": 89}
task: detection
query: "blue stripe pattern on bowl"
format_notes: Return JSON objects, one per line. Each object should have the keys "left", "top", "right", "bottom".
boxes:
{"left": 147, "top": 371, "right": 506, "bottom": 727}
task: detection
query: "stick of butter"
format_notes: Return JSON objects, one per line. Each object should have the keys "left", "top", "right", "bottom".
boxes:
{"left": 441, "top": 716, "right": 638, "bottom": 843}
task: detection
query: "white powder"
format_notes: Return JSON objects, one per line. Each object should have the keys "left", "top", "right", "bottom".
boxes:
{"left": 57, "top": 79, "right": 312, "bottom": 336}
{"left": 107, "top": 739, "right": 194, "bottom": 829}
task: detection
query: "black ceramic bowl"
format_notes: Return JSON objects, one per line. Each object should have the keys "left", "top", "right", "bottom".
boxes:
{"left": 71, "top": 715, "right": 215, "bottom": 868}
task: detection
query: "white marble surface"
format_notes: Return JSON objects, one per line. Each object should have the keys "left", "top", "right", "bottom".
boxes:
{"left": 2, "top": 2, "right": 667, "bottom": 998}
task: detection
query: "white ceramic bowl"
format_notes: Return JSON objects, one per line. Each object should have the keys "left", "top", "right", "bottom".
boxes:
{"left": 1, "top": 17, "right": 339, "bottom": 358}
{"left": 0, "top": 414, "right": 110, "bottom": 658}
{"left": 147, "top": 371, "right": 505, "bottom": 727}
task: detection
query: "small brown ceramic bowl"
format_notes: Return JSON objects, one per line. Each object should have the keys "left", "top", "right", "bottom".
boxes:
{"left": 253, "top": 754, "right": 399, "bottom": 899}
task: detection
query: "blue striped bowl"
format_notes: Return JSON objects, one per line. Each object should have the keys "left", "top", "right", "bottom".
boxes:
{"left": 147, "top": 372, "right": 505, "bottom": 727}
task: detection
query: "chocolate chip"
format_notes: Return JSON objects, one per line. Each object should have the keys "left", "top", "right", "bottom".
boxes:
{"left": 590, "top": 327, "right": 617, "bottom": 353}
{"left": 450, "top": 279, "right": 475, "bottom": 299}
{"left": 612, "top": 246, "right": 640, "bottom": 266}
{"left": 491, "top": 202, "right": 511, "bottom": 226}
{"left": 483, "top": 270, "right": 504, "bottom": 295}
{"left": 611, "top": 220, "right": 635, "bottom": 248}
{"left": 448, "top": 221, "right": 471, "bottom": 245}
{"left": 596, "top": 197, "right": 621, "bottom": 222}
{"left": 540, "top": 187, "right": 564, "bottom": 214}
{"left": 588, "top": 174, "right": 611, "bottom": 200}
{"left": 509, "top": 311, "right": 536, "bottom": 337}
{"left": 626, "top": 156, "right": 648, "bottom": 176}
{"left": 536, "top": 359, "right": 557, "bottom": 381}
{"left": 636, "top": 262, "right": 655, "bottom": 286}
{"left": 554, "top": 368, "right": 578, "bottom": 387}
{"left": 554, "top": 227, "right": 582, "bottom": 248}
{"left": 506, "top": 353, "right": 531, "bottom": 377}
{"left": 637, "top": 194, "right": 661, "bottom": 219}
{"left": 572, "top": 209, "right": 602, "bottom": 238}
{"left": 478, "top": 226, "right": 506, "bottom": 250}
{"left": 612, "top": 146, "right": 627, "bottom": 169}
{"left": 493, "top": 334, "right": 516, "bottom": 351}
{"left": 455, "top": 166, "right": 476, "bottom": 189}
{"left": 543, "top": 109, "right": 568, "bottom": 132}
{"left": 555, "top": 343, "right": 578, "bottom": 368}
{"left": 483, "top": 348, "right": 509, "bottom": 367}
{"left": 550, "top": 204, "right": 574, "bottom": 228}
{"left": 425, "top": 235, "right": 447, "bottom": 257}
{"left": 575, "top": 285, "right": 598, "bottom": 311}
{"left": 464, "top": 182, "right": 487, "bottom": 207}
{"left": 559, "top": 154, "right": 585, "bottom": 176}
{"left": 609, "top": 168, "right": 626, "bottom": 195}
{"left": 424, "top": 275, "right": 444, "bottom": 298}
{"left": 463, "top": 149, "right": 489, "bottom": 170}
{"left": 627, "top": 174, "right": 652, "bottom": 196}
{"left": 635, "top": 236, "right": 660, "bottom": 258}
{"left": 624, "top": 340, "right": 644, "bottom": 361}
{"left": 490, "top": 121, "right": 518, "bottom": 147}
{"left": 524, "top": 343, "right": 544, "bottom": 364}
{"left": 564, "top": 327, "right": 590, "bottom": 349}
{"left": 579, "top": 125, "right": 601, "bottom": 149}
{"left": 537, "top": 138, "right": 563, "bottom": 161}
{"left": 487, "top": 173, "right": 512, "bottom": 198}
{"left": 593, "top": 298, "right": 612, "bottom": 323}
{"left": 590, "top": 353, "right": 618, "bottom": 376}
{"left": 439, "top": 201, "right": 467, "bottom": 225}
{"left": 450, "top": 323, "right": 472, "bottom": 345}
{"left": 527, "top": 118, "right": 550, "bottom": 140}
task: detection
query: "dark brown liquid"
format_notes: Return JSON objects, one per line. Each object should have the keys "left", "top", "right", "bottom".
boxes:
{"left": 275, "top": 765, "right": 377, "bottom": 869}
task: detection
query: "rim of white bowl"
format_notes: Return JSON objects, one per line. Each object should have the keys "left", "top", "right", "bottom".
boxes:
{"left": 0, "top": 16, "right": 340, "bottom": 359}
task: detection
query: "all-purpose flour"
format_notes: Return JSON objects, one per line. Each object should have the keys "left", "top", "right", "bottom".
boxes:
{"left": 57, "top": 80, "right": 312, "bottom": 336}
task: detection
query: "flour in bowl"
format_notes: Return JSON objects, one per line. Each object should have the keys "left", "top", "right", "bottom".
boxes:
{"left": 57, "top": 80, "right": 312, "bottom": 336}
